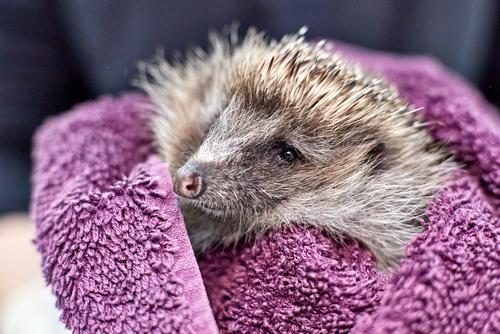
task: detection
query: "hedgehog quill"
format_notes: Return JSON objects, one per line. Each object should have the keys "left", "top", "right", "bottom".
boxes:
{"left": 138, "top": 28, "right": 454, "bottom": 268}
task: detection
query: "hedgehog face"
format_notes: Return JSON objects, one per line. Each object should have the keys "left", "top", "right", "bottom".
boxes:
{"left": 172, "top": 97, "right": 386, "bottom": 225}
{"left": 172, "top": 112, "right": 308, "bottom": 220}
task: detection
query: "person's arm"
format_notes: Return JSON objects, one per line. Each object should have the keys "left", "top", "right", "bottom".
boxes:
{"left": 0, "top": 213, "right": 37, "bottom": 299}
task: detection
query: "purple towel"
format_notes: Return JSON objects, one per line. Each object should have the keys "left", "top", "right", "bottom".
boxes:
{"left": 32, "top": 43, "right": 499, "bottom": 333}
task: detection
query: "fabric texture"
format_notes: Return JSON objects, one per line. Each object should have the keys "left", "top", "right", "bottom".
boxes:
{"left": 32, "top": 44, "right": 499, "bottom": 333}
{"left": 32, "top": 95, "right": 218, "bottom": 334}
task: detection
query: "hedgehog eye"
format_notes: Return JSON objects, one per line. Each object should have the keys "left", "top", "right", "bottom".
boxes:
{"left": 279, "top": 146, "right": 299, "bottom": 162}
{"left": 269, "top": 142, "right": 301, "bottom": 163}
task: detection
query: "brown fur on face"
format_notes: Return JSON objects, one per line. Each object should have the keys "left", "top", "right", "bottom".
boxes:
{"left": 138, "top": 28, "right": 454, "bottom": 268}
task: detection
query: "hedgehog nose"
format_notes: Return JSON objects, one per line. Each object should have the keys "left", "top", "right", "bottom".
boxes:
{"left": 174, "top": 164, "right": 206, "bottom": 199}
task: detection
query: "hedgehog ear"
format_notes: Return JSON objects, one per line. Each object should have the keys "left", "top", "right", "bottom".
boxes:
{"left": 365, "top": 142, "right": 386, "bottom": 172}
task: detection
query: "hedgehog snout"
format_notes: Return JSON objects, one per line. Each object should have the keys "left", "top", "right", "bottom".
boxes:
{"left": 174, "top": 163, "right": 206, "bottom": 199}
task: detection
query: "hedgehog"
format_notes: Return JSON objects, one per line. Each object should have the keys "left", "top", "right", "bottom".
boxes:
{"left": 138, "top": 27, "right": 454, "bottom": 268}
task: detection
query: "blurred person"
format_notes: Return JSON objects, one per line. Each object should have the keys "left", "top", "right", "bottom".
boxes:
{"left": 0, "top": 1, "right": 498, "bottom": 333}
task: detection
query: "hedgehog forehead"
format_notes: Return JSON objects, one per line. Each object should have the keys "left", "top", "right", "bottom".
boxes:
{"left": 223, "top": 90, "right": 323, "bottom": 140}
{"left": 229, "top": 80, "right": 292, "bottom": 118}
{"left": 214, "top": 102, "right": 287, "bottom": 142}
{"left": 224, "top": 77, "right": 330, "bottom": 140}
{"left": 226, "top": 67, "right": 318, "bottom": 124}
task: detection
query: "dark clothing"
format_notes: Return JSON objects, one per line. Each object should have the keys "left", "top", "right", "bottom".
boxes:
{"left": 0, "top": 0, "right": 499, "bottom": 212}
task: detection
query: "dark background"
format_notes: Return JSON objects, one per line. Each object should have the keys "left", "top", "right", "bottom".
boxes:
{"left": 0, "top": 0, "right": 499, "bottom": 213}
